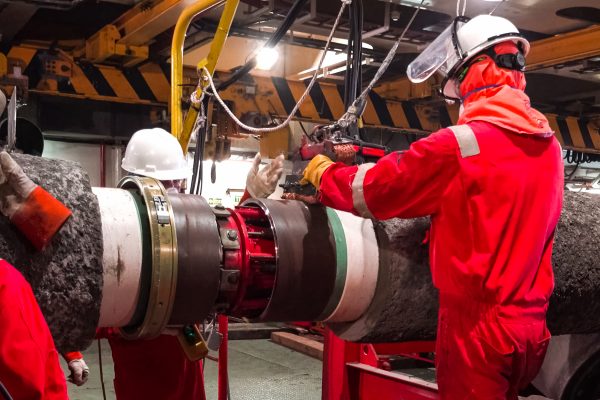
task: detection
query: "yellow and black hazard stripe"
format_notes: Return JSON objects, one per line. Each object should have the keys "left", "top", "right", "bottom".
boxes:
{"left": 546, "top": 114, "right": 600, "bottom": 154}
{"left": 245, "top": 75, "right": 438, "bottom": 133}
{"left": 220, "top": 74, "right": 600, "bottom": 153}
{"left": 8, "top": 45, "right": 600, "bottom": 153}
{"left": 8, "top": 45, "right": 171, "bottom": 105}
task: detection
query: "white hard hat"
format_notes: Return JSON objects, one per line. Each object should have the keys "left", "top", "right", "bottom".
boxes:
{"left": 407, "top": 15, "right": 530, "bottom": 99}
{"left": 122, "top": 128, "right": 191, "bottom": 180}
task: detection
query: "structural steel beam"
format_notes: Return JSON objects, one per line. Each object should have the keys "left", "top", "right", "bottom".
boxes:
{"left": 526, "top": 25, "right": 600, "bottom": 71}
{"left": 112, "top": 0, "right": 202, "bottom": 47}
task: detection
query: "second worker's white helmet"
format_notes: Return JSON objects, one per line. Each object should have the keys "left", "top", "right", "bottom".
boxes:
{"left": 122, "top": 128, "right": 190, "bottom": 180}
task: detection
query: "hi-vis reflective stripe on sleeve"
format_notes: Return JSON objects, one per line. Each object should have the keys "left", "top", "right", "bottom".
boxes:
{"left": 449, "top": 125, "right": 480, "bottom": 158}
{"left": 352, "top": 163, "right": 376, "bottom": 219}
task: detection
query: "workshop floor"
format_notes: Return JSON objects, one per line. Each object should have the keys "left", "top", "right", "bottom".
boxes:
{"left": 60, "top": 339, "right": 323, "bottom": 400}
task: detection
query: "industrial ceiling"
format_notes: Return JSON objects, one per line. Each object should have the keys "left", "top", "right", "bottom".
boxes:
{"left": 2, "top": 0, "right": 600, "bottom": 119}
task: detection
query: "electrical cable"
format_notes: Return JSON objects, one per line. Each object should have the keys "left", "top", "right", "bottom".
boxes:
{"left": 190, "top": 99, "right": 208, "bottom": 195}
{"left": 198, "top": 0, "right": 351, "bottom": 134}
{"left": 0, "top": 381, "right": 13, "bottom": 400}
{"left": 338, "top": 0, "right": 423, "bottom": 128}
{"left": 489, "top": 0, "right": 505, "bottom": 15}
{"left": 565, "top": 150, "right": 600, "bottom": 164}
{"left": 98, "top": 339, "right": 108, "bottom": 400}
{"left": 456, "top": 0, "right": 467, "bottom": 17}
{"left": 218, "top": 0, "right": 310, "bottom": 92}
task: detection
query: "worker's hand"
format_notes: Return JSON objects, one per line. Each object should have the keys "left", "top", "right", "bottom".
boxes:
{"left": 68, "top": 358, "right": 90, "bottom": 386}
{"left": 246, "top": 153, "right": 285, "bottom": 199}
{"left": 300, "top": 154, "right": 334, "bottom": 190}
{"left": 0, "top": 151, "right": 36, "bottom": 218}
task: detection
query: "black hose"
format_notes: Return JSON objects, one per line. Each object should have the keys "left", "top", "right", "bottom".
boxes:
{"left": 190, "top": 97, "right": 211, "bottom": 195}
{"left": 0, "top": 381, "right": 13, "bottom": 400}
{"left": 218, "top": 0, "right": 310, "bottom": 91}
{"left": 344, "top": 3, "right": 354, "bottom": 109}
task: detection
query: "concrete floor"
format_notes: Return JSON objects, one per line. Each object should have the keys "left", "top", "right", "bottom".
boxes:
{"left": 60, "top": 339, "right": 551, "bottom": 400}
{"left": 60, "top": 339, "right": 322, "bottom": 400}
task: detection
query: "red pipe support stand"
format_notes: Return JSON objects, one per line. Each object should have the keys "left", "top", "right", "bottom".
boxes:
{"left": 218, "top": 314, "right": 229, "bottom": 400}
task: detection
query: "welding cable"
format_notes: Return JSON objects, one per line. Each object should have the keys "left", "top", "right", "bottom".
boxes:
{"left": 218, "top": 0, "right": 310, "bottom": 92}
{"left": 338, "top": 0, "right": 423, "bottom": 128}
{"left": 0, "top": 381, "right": 13, "bottom": 400}
{"left": 200, "top": 0, "right": 351, "bottom": 134}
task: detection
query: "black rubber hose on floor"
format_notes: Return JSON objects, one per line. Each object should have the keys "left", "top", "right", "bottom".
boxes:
{"left": 0, "top": 381, "right": 13, "bottom": 400}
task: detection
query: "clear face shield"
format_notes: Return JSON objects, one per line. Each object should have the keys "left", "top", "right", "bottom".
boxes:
{"left": 406, "top": 17, "right": 469, "bottom": 85}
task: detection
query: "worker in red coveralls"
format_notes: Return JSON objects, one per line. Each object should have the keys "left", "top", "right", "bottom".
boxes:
{"left": 0, "top": 150, "right": 72, "bottom": 400}
{"left": 302, "top": 15, "right": 564, "bottom": 400}
{"left": 73, "top": 128, "right": 283, "bottom": 400}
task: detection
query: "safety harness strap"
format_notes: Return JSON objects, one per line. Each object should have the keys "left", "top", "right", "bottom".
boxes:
{"left": 352, "top": 163, "right": 376, "bottom": 219}
{"left": 449, "top": 125, "right": 480, "bottom": 158}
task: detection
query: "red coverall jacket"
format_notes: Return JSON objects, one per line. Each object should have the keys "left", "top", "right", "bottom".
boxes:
{"left": 0, "top": 260, "right": 68, "bottom": 400}
{"left": 319, "top": 49, "right": 564, "bottom": 399}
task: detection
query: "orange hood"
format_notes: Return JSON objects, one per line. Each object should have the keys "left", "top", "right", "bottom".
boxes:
{"left": 457, "top": 43, "right": 553, "bottom": 138}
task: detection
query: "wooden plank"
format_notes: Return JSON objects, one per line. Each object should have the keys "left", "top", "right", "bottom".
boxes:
{"left": 271, "top": 332, "right": 324, "bottom": 361}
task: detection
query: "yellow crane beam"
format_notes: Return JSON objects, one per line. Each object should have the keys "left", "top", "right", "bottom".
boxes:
{"left": 527, "top": 25, "right": 600, "bottom": 71}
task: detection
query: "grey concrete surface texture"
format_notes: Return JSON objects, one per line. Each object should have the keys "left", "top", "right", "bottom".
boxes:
{"left": 0, "top": 154, "right": 103, "bottom": 352}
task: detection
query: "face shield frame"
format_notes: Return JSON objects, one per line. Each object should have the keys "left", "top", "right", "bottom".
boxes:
{"left": 408, "top": 15, "right": 529, "bottom": 101}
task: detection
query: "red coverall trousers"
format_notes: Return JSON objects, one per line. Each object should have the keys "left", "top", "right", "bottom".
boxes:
{"left": 0, "top": 260, "right": 68, "bottom": 400}
{"left": 436, "top": 294, "right": 550, "bottom": 399}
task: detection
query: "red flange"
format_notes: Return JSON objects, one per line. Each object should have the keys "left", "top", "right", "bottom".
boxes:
{"left": 215, "top": 205, "right": 277, "bottom": 319}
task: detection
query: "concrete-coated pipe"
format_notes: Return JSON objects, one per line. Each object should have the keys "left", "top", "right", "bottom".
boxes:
{"left": 2, "top": 154, "right": 599, "bottom": 352}
{"left": 0, "top": 154, "right": 103, "bottom": 352}
{"left": 327, "top": 191, "right": 600, "bottom": 343}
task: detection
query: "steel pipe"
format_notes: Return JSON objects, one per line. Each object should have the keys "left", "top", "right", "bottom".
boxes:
{"left": 94, "top": 188, "right": 143, "bottom": 328}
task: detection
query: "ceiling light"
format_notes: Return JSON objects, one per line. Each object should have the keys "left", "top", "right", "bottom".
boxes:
{"left": 256, "top": 47, "right": 279, "bottom": 70}
{"left": 332, "top": 38, "right": 374, "bottom": 50}
{"left": 391, "top": 9, "right": 401, "bottom": 21}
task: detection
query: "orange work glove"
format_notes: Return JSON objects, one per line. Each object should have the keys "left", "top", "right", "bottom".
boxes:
{"left": 300, "top": 154, "right": 334, "bottom": 190}
{"left": 0, "top": 152, "right": 72, "bottom": 250}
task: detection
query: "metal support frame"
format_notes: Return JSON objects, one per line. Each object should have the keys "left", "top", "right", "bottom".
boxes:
{"left": 323, "top": 329, "right": 438, "bottom": 400}
{"left": 171, "top": 0, "right": 240, "bottom": 152}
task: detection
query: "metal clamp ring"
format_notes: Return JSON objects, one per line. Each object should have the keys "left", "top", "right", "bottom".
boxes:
{"left": 118, "top": 176, "right": 178, "bottom": 340}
